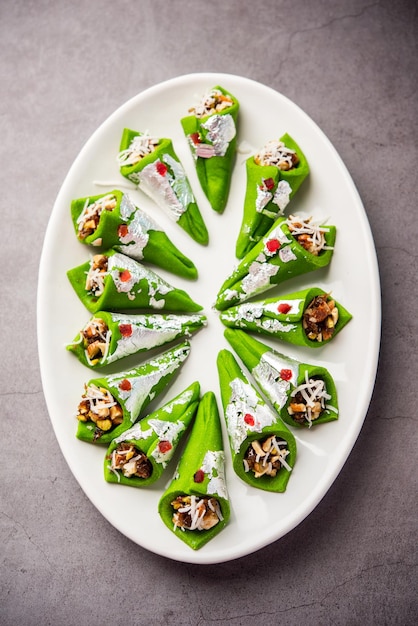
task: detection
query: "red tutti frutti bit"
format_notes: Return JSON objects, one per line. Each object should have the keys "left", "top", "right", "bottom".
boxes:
{"left": 119, "top": 323, "right": 133, "bottom": 337}
{"left": 119, "top": 378, "right": 132, "bottom": 391}
{"left": 119, "top": 270, "right": 131, "bottom": 282}
{"left": 244, "top": 413, "right": 255, "bottom": 426}
{"left": 194, "top": 469, "right": 205, "bottom": 483}
{"left": 156, "top": 161, "right": 168, "bottom": 176}
{"left": 117, "top": 224, "right": 129, "bottom": 238}
{"left": 280, "top": 369, "right": 293, "bottom": 381}
{"left": 190, "top": 132, "right": 201, "bottom": 145}
{"left": 278, "top": 303, "right": 292, "bottom": 314}
{"left": 158, "top": 440, "right": 172, "bottom": 454}
{"left": 263, "top": 177, "right": 275, "bottom": 191}
{"left": 266, "top": 239, "right": 281, "bottom": 253}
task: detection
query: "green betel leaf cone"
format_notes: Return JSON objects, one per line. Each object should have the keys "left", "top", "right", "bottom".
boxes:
{"left": 216, "top": 348, "right": 296, "bottom": 492}
{"left": 224, "top": 328, "right": 339, "bottom": 429}
{"left": 236, "top": 133, "right": 310, "bottom": 259}
{"left": 181, "top": 85, "right": 239, "bottom": 213}
{"left": 75, "top": 341, "right": 191, "bottom": 444}
{"left": 118, "top": 129, "right": 208, "bottom": 245}
{"left": 66, "top": 311, "right": 206, "bottom": 369}
{"left": 104, "top": 382, "right": 200, "bottom": 487}
{"left": 158, "top": 391, "right": 230, "bottom": 550}
{"left": 215, "top": 215, "right": 336, "bottom": 311}
{"left": 67, "top": 250, "right": 202, "bottom": 314}
{"left": 220, "top": 287, "right": 352, "bottom": 348}
{"left": 70, "top": 189, "right": 198, "bottom": 279}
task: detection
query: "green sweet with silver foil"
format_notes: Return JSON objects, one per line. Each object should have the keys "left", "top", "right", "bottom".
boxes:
{"left": 118, "top": 129, "right": 209, "bottom": 245}
{"left": 220, "top": 287, "right": 352, "bottom": 348}
{"left": 217, "top": 348, "right": 296, "bottom": 492}
{"left": 158, "top": 391, "right": 230, "bottom": 550}
{"left": 236, "top": 134, "right": 309, "bottom": 259}
{"left": 75, "top": 341, "right": 191, "bottom": 444}
{"left": 70, "top": 189, "right": 198, "bottom": 279}
{"left": 215, "top": 215, "right": 336, "bottom": 311}
{"left": 67, "top": 311, "right": 207, "bottom": 369}
{"left": 224, "top": 328, "right": 339, "bottom": 429}
{"left": 181, "top": 85, "right": 239, "bottom": 214}
{"left": 104, "top": 382, "right": 200, "bottom": 487}
{"left": 67, "top": 250, "right": 202, "bottom": 314}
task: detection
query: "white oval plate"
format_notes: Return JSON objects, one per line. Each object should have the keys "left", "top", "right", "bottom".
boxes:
{"left": 37, "top": 73, "right": 381, "bottom": 564}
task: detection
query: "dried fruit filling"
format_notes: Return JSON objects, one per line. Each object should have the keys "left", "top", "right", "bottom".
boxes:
{"left": 76, "top": 384, "right": 123, "bottom": 435}
{"left": 171, "top": 495, "right": 223, "bottom": 531}
{"left": 109, "top": 442, "right": 152, "bottom": 479}
{"left": 77, "top": 194, "right": 117, "bottom": 239}
{"left": 254, "top": 139, "right": 300, "bottom": 171}
{"left": 303, "top": 294, "right": 339, "bottom": 342}
{"left": 80, "top": 317, "right": 110, "bottom": 364}
{"left": 243, "top": 436, "right": 291, "bottom": 478}
{"left": 288, "top": 375, "right": 331, "bottom": 427}
{"left": 286, "top": 215, "right": 331, "bottom": 256}
{"left": 189, "top": 88, "right": 233, "bottom": 119}
{"left": 117, "top": 133, "right": 160, "bottom": 167}
{"left": 85, "top": 254, "right": 109, "bottom": 297}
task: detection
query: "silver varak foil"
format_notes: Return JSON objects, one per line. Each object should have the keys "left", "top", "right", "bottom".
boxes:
{"left": 198, "top": 113, "right": 236, "bottom": 158}
{"left": 137, "top": 154, "right": 195, "bottom": 221}
{"left": 117, "top": 194, "right": 163, "bottom": 260}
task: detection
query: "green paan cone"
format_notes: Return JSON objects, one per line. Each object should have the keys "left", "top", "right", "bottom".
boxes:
{"left": 67, "top": 250, "right": 203, "bottom": 314}
{"left": 216, "top": 348, "right": 296, "bottom": 492}
{"left": 158, "top": 391, "right": 230, "bottom": 550}
{"left": 67, "top": 311, "right": 207, "bottom": 369}
{"left": 236, "top": 134, "right": 309, "bottom": 258}
{"left": 181, "top": 85, "right": 239, "bottom": 213}
{"left": 104, "top": 382, "right": 200, "bottom": 487}
{"left": 118, "top": 129, "right": 208, "bottom": 245}
{"left": 75, "top": 340, "right": 191, "bottom": 444}
{"left": 224, "top": 328, "right": 338, "bottom": 429}
{"left": 70, "top": 189, "right": 198, "bottom": 279}
{"left": 220, "top": 287, "right": 352, "bottom": 348}
{"left": 215, "top": 215, "right": 336, "bottom": 311}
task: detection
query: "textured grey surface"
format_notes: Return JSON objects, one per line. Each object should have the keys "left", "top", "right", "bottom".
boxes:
{"left": 1, "top": 0, "right": 417, "bottom": 624}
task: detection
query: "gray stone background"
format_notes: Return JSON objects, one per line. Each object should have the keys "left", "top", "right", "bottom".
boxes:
{"left": 1, "top": 0, "right": 417, "bottom": 624}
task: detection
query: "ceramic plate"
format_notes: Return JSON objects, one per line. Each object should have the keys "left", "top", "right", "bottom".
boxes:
{"left": 37, "top": 73, "right": 380, "bottom": 564}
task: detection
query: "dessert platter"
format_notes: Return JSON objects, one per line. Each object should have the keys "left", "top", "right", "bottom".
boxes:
{"left": 37, "top": 73, "right": 380, "bottom": 564}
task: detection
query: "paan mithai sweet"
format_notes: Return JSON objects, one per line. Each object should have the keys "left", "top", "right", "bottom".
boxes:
{"left": 215, "top": 214, "right": 336, "bottom": 311}
{"left": 67, "top": 311, "right": 206, "bottom": 369}
{"left": 217, "top": 348, "right": 296, "bottom": 491}
{"left": 224, "top": 328, "right": 339, "bottom": 429}
{"left": 158, "top": 391, "right": 230, "bottom": 550}
{"left": 118, "top": 129, "right": 208, "bottom": 245}
{"left": 75, "top": 341, "right": 191, "bottom": 444}
{"left": 181, "top": 86, "right": 239, "bottom": 213}
{"left": 67, "top": 250, "right": 202, "bottom": 314}
{"left": 220, "top": 287, "right": 352, "bottom": 347}
{"left": 235, "top": 134, "right": 309, "bottom": 258}
{"left": 104, "top": 382, "right": 200, "bottom": 487}
{"left": 70, "top": 189, "right": 197, "bottom": 279}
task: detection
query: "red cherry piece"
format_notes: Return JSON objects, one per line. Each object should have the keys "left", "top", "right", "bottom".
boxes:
{"left": 280, "top": 369, "right": 293, "bottom": 381}
{"left": 119, "top": 270, "right": 131, "bottom": 282}
{"left": 266, "top": 239, "right": 281, "bottom": 253}
{"left": 119, "top": 323, "right": 133, "bottom": 337}
{"left": 190, "top": 132, "right": 201, "bottom": 145}
{"left": 264, "top": 177, "right": 275, "bottom": 191}
{"left": 244, "top": 413, "right": 255, "bottom": 426}
{"left": 194, "top": 469, "right": 205, "bottom": 483}
{"left": 278, "top": 303, "right": 292, "bottom": 314}
{"left": 118, "top": 224, "right": 129, "bottom": 238}
{"left": 158, "top": 440, "right": 172, "bottom": 454}
{"left": 156, "top": 161, "right": 168, "bottom": 176}
{"left": 119, "top": 379, "right": 132, "bottom": 391}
